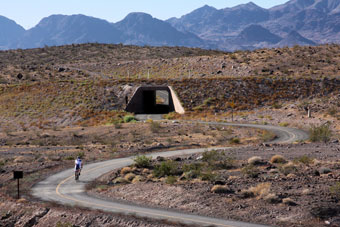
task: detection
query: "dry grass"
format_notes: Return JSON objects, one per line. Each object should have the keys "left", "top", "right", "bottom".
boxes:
{"left": 247, "top": 156, "right": 263, "bottom": 165}
{"left": 248, "top": 183, "right": 271, "bottom": 199}
{"left": 270, "top": 155, "right": 287, "bottom": 164}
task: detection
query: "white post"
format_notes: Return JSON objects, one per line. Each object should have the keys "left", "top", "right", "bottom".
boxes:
{"left": 308, "top": 108, "right": 311, "bottom": 118}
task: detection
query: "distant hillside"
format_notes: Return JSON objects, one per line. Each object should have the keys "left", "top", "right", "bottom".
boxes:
{"left": 0, "top": 43, "right": 340, "bottom": 129}
{"left": 168, "top": 0, "right": 340, "bottom": 50}
{"left": 0, "top": 0, "right": 340, "bottom": 50}
{"left": 0, "top": 16, "right": 25, "bottom": 49}
{"left": 236, "top": 25, "right": 282, "bottom": 45}
{"left": 15, "top": 15, "right": 122, "bottom": 49}
{"left": 277, "top": 30, "right": 316, "bottom": 47}
{"left": 114, "top": 13, "right": 206, "bottom": 48}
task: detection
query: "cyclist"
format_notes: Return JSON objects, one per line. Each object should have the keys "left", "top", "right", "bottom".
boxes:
{"left": 75, "top": 156, "right": 82, "bottom": 176}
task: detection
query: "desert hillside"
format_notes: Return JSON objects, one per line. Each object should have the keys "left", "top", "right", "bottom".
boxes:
{"left": 0, "top": 43, "right": 339, "bottom": 130}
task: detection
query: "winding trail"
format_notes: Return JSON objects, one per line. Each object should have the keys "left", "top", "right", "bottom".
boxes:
{"left": 32, "top": 122, "right": 308, "bottom": 227}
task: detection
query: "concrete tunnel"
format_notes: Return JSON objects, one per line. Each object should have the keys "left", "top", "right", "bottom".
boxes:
{"left": 125, "top": 86, "right": 185, "bottom": 115}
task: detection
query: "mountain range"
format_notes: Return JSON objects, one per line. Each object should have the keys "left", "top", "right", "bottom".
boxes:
{"left": 1, "top": 0, "right": 339, "bottom": 51}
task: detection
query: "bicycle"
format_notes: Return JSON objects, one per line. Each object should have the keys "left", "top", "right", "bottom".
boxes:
{"left": 75, "top": 169, "right": 81, "bottom": 181}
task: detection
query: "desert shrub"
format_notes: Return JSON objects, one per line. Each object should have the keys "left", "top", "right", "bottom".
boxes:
{"left": 124, "top": 173, "right": 136, "bottom": 182}
{"left": 278, "top": 162, "right": 297, "bottom": 175}
{"left": 149, "top": 120, "right": 161, "bottom": 133}
{"left": 65, "top": 156, "right": 74, "bottom": 160}
{"left": 319, "top": 167, "right": 332, "bottom": 174}
{"left": 242, "top": 164, "right": 260, "bottom": 178}
{"left": 165, "top": 176, "right": 177, "bottom": 184}
{"left": 113, "top": 177, "right": 129, "bottom": 184}
{"left": 163, "top": 112, "right": 180, "bottom": 120}
{"left": 249, "top": 183, "right": 271, "bottom": 199}
{"left": 182, "top": 163, "right": 203, "bottom": 179}
{"left": 123, "top": 115, "right": 137, "bottom": 123}
{"left": 120, "top": 167, "right": 132, "bottom": 174}
{"left": 76, "top": 151, "right": 85, "bottom": 158}
{"left": 294, "top": 155, "right": 314, "bottom": 165}
{"left": 327, "top": 106, "right": 338, "bottom": 116}
{"left": 282, "top": 198, "right": 297, "bottom": 206}
{"left": 247, "top": 156, "right": 264, "bottom": 165}
{"left": 202, "top": 150, "right": 235, "bottom": 169}
{"left": 229, "top": 137, "right": 240, "bottom": 144}
{"left": 330, "top": 182, "right": 340, "bottom": 199}
{"left": 114, "top": 121, "right": 122, "bottom": 129}
{"left": 183, "top": 163, "right": 203, "bottom": 173}
{"left": 211, "top": 185, "right": 234, "bottom": 194}
{"left": 215, "top": 157, "right": 236, "bottom": 170}
{"left": 132, "top": 175, "right": 145, "bottom": 184}
{"left": 0, "top": 159, "right": 5, "bottom": 167}
{"left": 263, "top": 193, "right": 281, "bottom": 204}
{"left": 270, "top": 155, "right": 287, "bottom": 164}
{"left": 96, "top": 185, "right": 109, "bottom": 191}
{"left": 309, "top": 123, "right": 332, "bottom": 142}
{"left": 272, "top": 103, "right": 282, "bottom": 109}
{"left": 153, "top": 160, "right": 179, "bottom": 178}
{"left": 279, "top": 122, "right": 289, "bottom": 127}
{"left": 202, "top": 150, "right": 223, "bottom": 163}
{"left": 133, "top": 155, "right": 152, "bottom": 168}
{"left": 259, "top": 130, "right": 277, "bottom": 142}
{"left": 200, "top": 171, "right": 217, "bottom": 182}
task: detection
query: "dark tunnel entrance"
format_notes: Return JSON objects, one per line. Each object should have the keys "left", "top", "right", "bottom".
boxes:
{"left": 142, "top": 90, "right": 170, "bottom": 114}
{"left": 126, "top": 86, "right": 175, "bottom": 114}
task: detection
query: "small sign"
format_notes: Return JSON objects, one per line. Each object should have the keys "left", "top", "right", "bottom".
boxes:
{"left": 13, "top": 171, "right": 23, "bottom": 179}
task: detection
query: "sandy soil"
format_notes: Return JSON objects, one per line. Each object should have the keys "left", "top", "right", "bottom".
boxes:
{"left": 91, "top": 142, "right": 340, "bottom": 227}
{"left": 0, "top": 121, "right": 258, "bottom": 226}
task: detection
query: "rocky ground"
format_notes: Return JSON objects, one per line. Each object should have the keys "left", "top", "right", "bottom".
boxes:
{"left": 0, "top": 198, "right": 190, "bottom": 227}
{"left": 90, "top": 142, "right": 340, "bottom": 227}
{"left": 0, "top": 43, "right": 340, "bottom": 226}
{"left": 0, "top": 121, "right": 260, "bottom": 226}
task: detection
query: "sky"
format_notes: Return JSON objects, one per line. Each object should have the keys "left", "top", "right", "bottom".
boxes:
{"left": 1, "top": 0, "right": 290, "bottom": 29}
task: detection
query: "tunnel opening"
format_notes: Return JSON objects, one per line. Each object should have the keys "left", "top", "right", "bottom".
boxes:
{"left": 125, "top": 86, "right": 184, "bottom": 115}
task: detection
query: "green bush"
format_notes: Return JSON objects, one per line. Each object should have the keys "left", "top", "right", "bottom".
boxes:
{"left": 330, "top": 182, "right": 340, "bottom": 199}
{"left": 202, "top": 150, "right": 235, "bottom": 170}
{"left": 229, "top": 137, "right": 240, "bottom": 144}
{"left": 259, "top": 130, "right": 277, "bottom": 142}
{"left": 294, "top": 155, "right": 314, "bottom": 165}
{"left": 242, "top": 164, "right": 260, "bottom": 178}
{"left": 200, "top": 171, "right": 217, "bottom": 182}
{"left": 65, "top": 156, "right": 74, "bottom": 160}
{"left": 183, "top": 163, "right": 203, "bottom": 173}
{"left": 202, "top": 150, "right": 223, "bottom": 163}
{"left": 278, "top": 163, "right": 297, "bottom": 176}
{"left": 153, "top": 160, "right": 179, "bottom": 178}
{"left": 76, "top": 151, "right": 85, "bottom": 158}
{"left": 165, "top": 176, "right": 177, "bottom": 184}
{"left": 0, "top": 159, "right": 5, "bottom": 167}
{"left": 124, "top": 115, "right": 137, "bottom": 123}
{"left": 309, "top": 123, "right": 332, "bottom": 142}
{"left": 133, "top": 155, "right": 152, "bottom": 168}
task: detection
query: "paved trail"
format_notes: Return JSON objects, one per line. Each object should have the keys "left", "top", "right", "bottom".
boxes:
{"left": 32, "top": 122, "right": 308, "bottom": 227}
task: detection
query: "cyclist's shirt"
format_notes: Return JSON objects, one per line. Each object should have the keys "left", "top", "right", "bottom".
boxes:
{"left": 75, "top": 159, "right": 82, "bottom": 170}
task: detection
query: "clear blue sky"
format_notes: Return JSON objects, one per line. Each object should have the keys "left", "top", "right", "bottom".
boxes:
{"left": 1, "top": 0, "right": 289, "bottom": 29}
